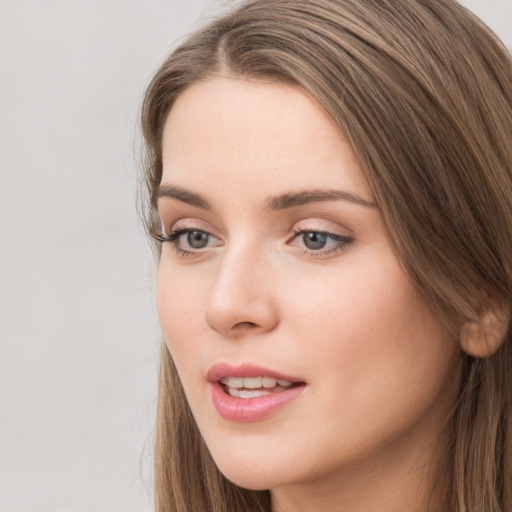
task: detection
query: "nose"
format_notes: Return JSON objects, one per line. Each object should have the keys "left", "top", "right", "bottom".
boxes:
{"left": 204, "top": 244, "right": 279, "bottom": 338}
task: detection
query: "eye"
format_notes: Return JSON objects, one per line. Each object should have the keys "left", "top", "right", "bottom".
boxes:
{"left": 158, "top": 228, "right": 221, "bottom": 256}
{"left": 290, "top": 230, "right": 353, "bottom": 256}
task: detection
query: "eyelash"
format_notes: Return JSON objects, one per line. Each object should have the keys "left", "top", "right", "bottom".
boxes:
{"left": 157, "top": 227, "right": 353, "bottom": 258}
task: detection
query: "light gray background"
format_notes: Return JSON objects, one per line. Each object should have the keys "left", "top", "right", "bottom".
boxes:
{"left": 0, "top": 1, "right": 510, "bottom": 511}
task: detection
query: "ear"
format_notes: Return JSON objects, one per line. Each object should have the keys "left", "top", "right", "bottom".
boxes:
{"left": 460, "top": 304, "right": 510, "bottom": 358}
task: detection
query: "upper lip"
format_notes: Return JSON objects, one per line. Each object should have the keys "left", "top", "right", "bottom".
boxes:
{"left": 206, "top": 362, "right": 305, "bottom": 384}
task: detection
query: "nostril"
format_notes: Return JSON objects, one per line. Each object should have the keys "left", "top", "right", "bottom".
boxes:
{"left": 233, "top": 321, "right": 258, "bottom": 329}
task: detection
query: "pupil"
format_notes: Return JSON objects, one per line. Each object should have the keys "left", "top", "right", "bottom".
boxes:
{"left": 303, "top": 232, "right": 326, "bottom": 250}
{"left": 187, "top": 231, "right": 209, "bottom": 249}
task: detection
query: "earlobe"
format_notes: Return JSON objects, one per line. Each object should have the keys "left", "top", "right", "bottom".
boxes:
{"left": 460, "top": 306, "right": 510, "bottom": 358}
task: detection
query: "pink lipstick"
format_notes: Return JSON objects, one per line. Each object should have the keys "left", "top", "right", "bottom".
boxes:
{"left": 207, "top": 363, "right": 306, "bottom": 422}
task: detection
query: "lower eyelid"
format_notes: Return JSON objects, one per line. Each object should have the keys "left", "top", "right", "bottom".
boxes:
{"left": 305, "top": 240, "right": 353, "bottom": 258}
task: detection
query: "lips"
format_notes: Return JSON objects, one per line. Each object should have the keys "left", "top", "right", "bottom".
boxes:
{"left": 207, "top": 363, "right": 306, "bottom": 422}
{"left": 207, "top": 362, "right": 303, "bottom": 382}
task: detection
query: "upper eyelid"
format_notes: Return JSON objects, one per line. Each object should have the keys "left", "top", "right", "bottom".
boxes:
{"left": 164, "top": 218, "right": 219, "bottom": 235}
{"left": 161, "top": 215, "right": 352, "bottom": 239}
{"left": 159, "top": 206, "right": 353, "bottom": 229}
{"left": 289, "top": 226, "right": 352, "bottom": 244}
{"left": 170, "top": 227, "right": 220, "bottom": 241}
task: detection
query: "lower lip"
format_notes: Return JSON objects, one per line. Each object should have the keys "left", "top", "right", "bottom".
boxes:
{"left": 209, "top": 382, "right": 305, "bottom": 422}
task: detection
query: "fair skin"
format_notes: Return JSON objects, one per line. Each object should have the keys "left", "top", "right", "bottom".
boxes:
{"left": 156, "top": 77, "right": 460, "bottom": 512}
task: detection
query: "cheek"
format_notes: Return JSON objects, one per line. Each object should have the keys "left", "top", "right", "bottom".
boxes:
{"left": 265, "top": 263, "right": 457, "bottom": 481}
{"left": 156, "top": 262, "right": 205, "bottom": 364}
{"left": 156, "top": 262, "right": 214, "bottom": 421}
{"left": 285, "top": 254, "right": 457, "bottom": 421}
{"left": 286, "top": 250, "right": 444, "bottom": 356}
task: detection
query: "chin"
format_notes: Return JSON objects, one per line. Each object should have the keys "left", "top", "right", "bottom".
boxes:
{"left": 208, "top": 449, "right": 290, "bottom": 490}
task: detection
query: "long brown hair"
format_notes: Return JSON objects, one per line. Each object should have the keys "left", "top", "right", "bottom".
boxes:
{"left": 140, "top": 1, "right": 512, "bottom": 510}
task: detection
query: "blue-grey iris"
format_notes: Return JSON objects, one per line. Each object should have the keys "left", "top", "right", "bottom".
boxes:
{"left": 188, "top": 231, "right": 209, "bottom": 249}
{"left": 303, "top": 232, "right": 327, "bottom": 250}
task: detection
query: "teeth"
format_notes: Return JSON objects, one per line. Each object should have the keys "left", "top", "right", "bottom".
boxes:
{"left": 243, "top": 377, "right": 262, "bottom": 389}
{"left": 219, "top": 377, "right": 243, "bottom": 387}
{"left": 219, "top": 376, "right": 293, "bottom": 389}
{"left": 262, "top": 377, "right": 277, "bottom": 388}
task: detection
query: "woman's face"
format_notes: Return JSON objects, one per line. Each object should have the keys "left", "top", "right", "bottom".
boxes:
{"left": 156, "top": 77, "right": 459, "bottom": 492}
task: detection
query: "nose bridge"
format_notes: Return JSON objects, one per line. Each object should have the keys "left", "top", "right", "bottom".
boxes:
{"left": 205, "top": 237, "right": 278, "bottom": 336}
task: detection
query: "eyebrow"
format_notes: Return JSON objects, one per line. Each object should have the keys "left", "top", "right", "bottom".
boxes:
{"left": 155, "top": 184, "right": 377, "bottom": 210}
{"left": 154, "top": 184, "right": 212, "bottom": 210}
{"left": 265, "top": 189, "right": 377, "bottom": 210}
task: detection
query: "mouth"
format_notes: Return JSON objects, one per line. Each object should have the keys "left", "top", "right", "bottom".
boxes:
{"left": 219, "top": 376, "right": 302, "bottom": 398}
{"left": 207, "top": 363, "right": 306, "bottom": 422}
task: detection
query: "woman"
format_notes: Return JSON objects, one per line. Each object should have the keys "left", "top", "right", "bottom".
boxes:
{"left": 140, "top": 0, "right": 512, "bottom": 510}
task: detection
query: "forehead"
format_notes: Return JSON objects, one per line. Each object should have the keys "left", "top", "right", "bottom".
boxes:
{"left": 161, "top": 77, "right": 372, "bottom": 202}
